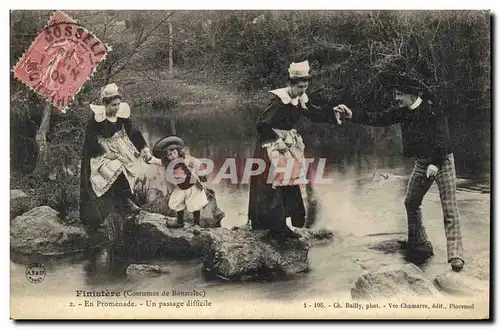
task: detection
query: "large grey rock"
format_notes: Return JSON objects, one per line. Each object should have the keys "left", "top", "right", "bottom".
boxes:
{"left": 134, "top": 211, "right": 206, "bottom": 258}
{"left": 434, "top": 272, "right": 489, "bottom": 296}
{"left": 201, "top": 228, "right": 310, "bottom": 281}
{"left": 293, "top": 228, "right": 334, "bottom": 245}
{"left": 10, "top": 206, "right": 88, "bottom": 255}
{"left": 351, "top": 263, "right": 441, "bottom": 300}
{"left": 136, "top": 187, "right": 172, "bottom": 216}
{"left": 369, "top": 238, "right": 406, "bottom": 253}
{"left": 10, "top": 189, "right": 36, "bottom": 220}
{"left": 135, "top": 187, "right": 225, "bottom": 228}
{"left": 126, "top": 264, "right": 170, "bottom": 277}
{"left": 130, "top": 211, "right": 330, "bottom": 281}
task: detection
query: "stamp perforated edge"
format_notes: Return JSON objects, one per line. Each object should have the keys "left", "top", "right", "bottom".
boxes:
{"left": 11, "top": 10, "right": 113, "bottom": 113}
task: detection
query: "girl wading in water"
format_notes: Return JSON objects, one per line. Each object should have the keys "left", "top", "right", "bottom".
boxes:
{"left": 248, "top": 60, "right": 342, "bottom": 242}
{"left": 79, "top": 83, "right": 153, "bottom": 235}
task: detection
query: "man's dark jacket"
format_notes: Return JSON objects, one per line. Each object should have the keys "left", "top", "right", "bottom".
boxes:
{"left": 351, "top": 99, "right": 452, "bottom": 167}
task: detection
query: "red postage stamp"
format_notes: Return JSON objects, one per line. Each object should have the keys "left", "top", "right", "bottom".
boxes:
{"left": 12, "top": 11, "right": 110, "bottom": 112}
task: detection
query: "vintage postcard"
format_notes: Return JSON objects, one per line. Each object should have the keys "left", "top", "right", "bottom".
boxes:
{"left": 9, "top": 9, "right": 491, "bottom": 320}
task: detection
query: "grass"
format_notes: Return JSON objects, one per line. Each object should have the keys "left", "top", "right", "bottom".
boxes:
{"left": 110, "top": 68, "right": 270, "bottom": 120}
{"left": 10, "top": 170, "right": 81, "bottom": 224}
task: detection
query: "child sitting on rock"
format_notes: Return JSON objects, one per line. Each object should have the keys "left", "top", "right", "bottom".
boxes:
{"left": 146, "top": 136, "right": 208, "bottom": 227}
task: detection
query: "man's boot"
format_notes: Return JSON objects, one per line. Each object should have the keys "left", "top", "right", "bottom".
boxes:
{"left": 450, "top": 258, "right": 465, "bottom": 272}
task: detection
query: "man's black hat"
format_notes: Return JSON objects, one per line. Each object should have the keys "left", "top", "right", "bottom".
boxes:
{"left": 375, "top": 55, "right": 435, "bottom": 100}
{"left": 380, "top": 71, "right": 434, "bottom": 99}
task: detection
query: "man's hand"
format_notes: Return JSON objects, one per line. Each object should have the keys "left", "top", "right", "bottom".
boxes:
{"left": 334, "top": 104, "right": 353, "bottom": 119}
{"left": 104, "top": 152, "right": 118, "bottom": 160}
{"left": 426, "top": 164, "right": 438, "bottom": 178}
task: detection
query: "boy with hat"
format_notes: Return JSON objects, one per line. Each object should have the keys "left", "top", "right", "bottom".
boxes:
{"left": 147, "top": 136, "right": 208, "bottom": 227}
{"left": 335, "top": 72, "right": 465, "bottom": 272}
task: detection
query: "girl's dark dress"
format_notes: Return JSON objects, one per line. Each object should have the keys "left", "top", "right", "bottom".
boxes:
{"left": 248, "top": 91, "right": 339, "bottom": 233}
{"left": 79, "top": 116, "right": 147, "bottom": 233}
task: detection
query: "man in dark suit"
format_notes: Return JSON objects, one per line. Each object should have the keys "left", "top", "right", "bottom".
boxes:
{"left": 335, "top": 73, "right": 465, "bottom": 272}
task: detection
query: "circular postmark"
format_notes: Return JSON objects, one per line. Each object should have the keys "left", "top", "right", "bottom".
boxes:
{"left": 12, "top": 11, "right": 110, "bottom": 112}
{"left": 25, "top": 263, "right": 46, "bottom": 284}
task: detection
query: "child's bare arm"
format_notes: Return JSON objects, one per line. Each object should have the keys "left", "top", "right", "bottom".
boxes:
{"left": 147, "top": 156, "right": 163, "bottom": 166}
{"left": 192, "top": 157, "right": 209, "bottom": 188}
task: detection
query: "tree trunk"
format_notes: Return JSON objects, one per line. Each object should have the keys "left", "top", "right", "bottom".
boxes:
{"left": 105, "top": 64, "right": 113, "bottom": 85}
{"left": 33, "top": 102, "right": 52, "bottom": 178}
{"left": 170, "top": 119, "right": 176, "bottom": 135}
{"left": 168, "top": 19, "right": 174, "bottom": 75}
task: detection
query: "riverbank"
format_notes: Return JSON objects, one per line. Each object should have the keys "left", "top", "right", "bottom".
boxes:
{"left": 112, "top": 69, "right": 269, "bottom": 117}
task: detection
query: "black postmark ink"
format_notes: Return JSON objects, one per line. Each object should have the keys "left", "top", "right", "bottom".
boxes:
{"left": 25, "top": 263, "right": 46, "bottom": 284}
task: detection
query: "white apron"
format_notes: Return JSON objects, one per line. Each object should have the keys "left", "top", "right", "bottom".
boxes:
{"left": 262, "top": 128, "right": 308, "bottom": 188}
{"left": 90, "top": 128, "right": 142, "bottom": 197}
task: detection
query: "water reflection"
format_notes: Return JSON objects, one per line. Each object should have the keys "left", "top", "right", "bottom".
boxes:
{"left": 83, "top": 246, "right": 129, "bottom": 285}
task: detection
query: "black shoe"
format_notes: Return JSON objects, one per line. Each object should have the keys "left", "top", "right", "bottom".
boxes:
{"left": 408, "top": 241, "right": 434, "bottom": 257}
{"left": 450, "top": 258, "right": 464, "bottom": 272}
{"left": 405, "top": 241, "right": 434, "bottom": 265}
{"left": 120, "top": 198, "right": 141, "bottom": 214}
{"left": 285, "top": 224, "right": 301, "bottom": 238}
{"left": 283, "top": 229, "right": 300, "bottom": 239}
{"left": 214, "top": 210, "right": 225, "bottom": 221}
{"left": 166, "top": 219, "right": 184, "bottom": 228}
{"left": 264, "top": 231, "right": 287, "bottom": 245}
{"left": 273, "top": 226, "right": 300, "bottom": 239}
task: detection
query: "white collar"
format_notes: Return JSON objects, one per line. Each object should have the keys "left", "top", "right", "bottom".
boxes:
{"left": 89, "top": 102, "right": 131, "bottom": 122}
{"left": 270, "top": 87, "right": 309, "bottom": 109}
{"left": 409, "top": 97, "right": 423, "bottom": 110}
